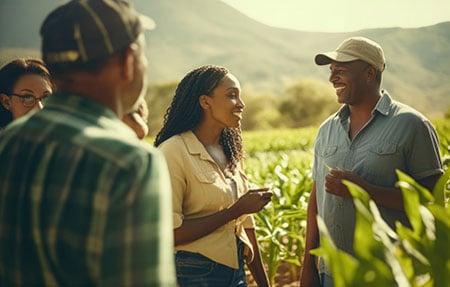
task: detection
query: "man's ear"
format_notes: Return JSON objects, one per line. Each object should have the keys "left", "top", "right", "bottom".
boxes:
{"left": 122, "top": 46, "right": 136, "bottom": 82}
{"left": 366, "top": 66, "right": 377, "bottom": 83}
{"left": 198, "top": 95, "right": 210, "bottom": 110}
{"left": 0, "top": 94, "right": 11, "bottom": 110}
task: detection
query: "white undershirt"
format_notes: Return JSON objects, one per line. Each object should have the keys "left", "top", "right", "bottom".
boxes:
{"left": 205, "top": 144, "right": 238, "bottom": 201}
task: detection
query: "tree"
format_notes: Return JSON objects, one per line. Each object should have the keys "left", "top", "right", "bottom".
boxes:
{"left": 241, "top": 91, "right": 283, "bottom": 130}
{"left": 279, "top": 78, "right": 340, "bottom": 128}
{"left": 146, "top": 81, "right": 178, "bottom": 136}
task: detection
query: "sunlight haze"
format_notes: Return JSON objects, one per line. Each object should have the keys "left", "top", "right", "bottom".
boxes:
{"left": 222, "top": 0, "right": 450, "bottom": 32}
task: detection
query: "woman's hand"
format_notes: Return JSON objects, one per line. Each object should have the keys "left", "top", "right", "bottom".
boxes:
{"left": 174, "top": 187, "right": 272, "bottom": 245}
{"left": 231, "top": 187, "right": 272, "bottom": 217}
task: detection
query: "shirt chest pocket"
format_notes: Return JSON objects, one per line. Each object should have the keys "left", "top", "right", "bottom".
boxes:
{"left": 195, "top": 170, "right": 218, "bottom": 184}
{"left": 369, "top": 143, "right": 397, "bottom": 156}
{"left": 319, "top": 145, "right": 338, "bottom": 157}
{"left": 317, "top": 145, "right": 339, "bottom": 178}
{"left": 364, "top": 142, "right": 400, "bottom": 184}
{"left": 318, "top": 145, "right": 339, "bottom": 166}
{"left": 193, "top": 170, "right": 230, "bottom": 212}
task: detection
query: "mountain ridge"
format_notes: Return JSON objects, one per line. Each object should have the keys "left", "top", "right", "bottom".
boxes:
{"left": 1, "top": 0, "right": 449, "bottom": 116}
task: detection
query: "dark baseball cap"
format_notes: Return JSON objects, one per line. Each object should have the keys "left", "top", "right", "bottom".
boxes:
{"left": 40, "top": 0, "right": 155, "bottom": 67}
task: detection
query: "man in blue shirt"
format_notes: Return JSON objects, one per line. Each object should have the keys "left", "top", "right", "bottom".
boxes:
{"left": 300, "top": 37, "right": 443, "bottom": 287}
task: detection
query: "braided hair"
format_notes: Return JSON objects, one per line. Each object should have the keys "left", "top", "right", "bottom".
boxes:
{"left": 154, "top": 65, "right": 244, "bottom": 174}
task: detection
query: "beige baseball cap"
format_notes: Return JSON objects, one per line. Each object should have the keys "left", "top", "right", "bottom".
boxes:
{"left": 315, "top": 36, "right": 386, "bottom": 72}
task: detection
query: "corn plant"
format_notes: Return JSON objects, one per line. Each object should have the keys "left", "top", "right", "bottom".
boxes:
{"left": 311, "top": 169, "right": 450, "bottom": 287}
{"left": 245, "top": 151, "right": 313, "bottom": 285}
{"left": 432, "top": 119, "right": 450, "bottom": 205}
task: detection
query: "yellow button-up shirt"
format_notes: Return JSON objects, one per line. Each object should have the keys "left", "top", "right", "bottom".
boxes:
{"left": 159, "top": 131, "right": 255, "bottom": 269}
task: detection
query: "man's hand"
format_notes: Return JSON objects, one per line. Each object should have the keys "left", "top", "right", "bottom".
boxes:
{"left": 325, "top": 168, "right": 364, "bottom": 198}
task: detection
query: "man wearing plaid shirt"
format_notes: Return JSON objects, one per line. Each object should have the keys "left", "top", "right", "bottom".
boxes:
{"left": 0, "top": 1, "right": 175, "bottom": 286}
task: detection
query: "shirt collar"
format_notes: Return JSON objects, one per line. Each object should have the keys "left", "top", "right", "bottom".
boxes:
{"left": 337, "top": 90, "right": 392, "bottom": 120}
{"left": 374, "top": 90, "right": 392, "bottom": 116}
{"left": 43, "top": 92, "right": 136, "bottom": 137}
{"left": 181, "top": 130, "right": 212, "bottom": 161}
{"left": 44, "top": 92, "right": 118, "bottom": 122}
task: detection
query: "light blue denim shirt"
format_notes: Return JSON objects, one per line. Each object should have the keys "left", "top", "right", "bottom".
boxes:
{"left": 313, "top": 91, "right": 443, "bottom": 275}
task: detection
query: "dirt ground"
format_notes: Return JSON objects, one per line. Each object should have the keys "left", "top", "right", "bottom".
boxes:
{"left": 246, "top": 262, "right": 300, "bottom": 287}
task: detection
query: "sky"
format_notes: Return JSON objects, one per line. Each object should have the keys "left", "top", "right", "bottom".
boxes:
{"left": 221, "top": 0, "right": 450, "bottom": 33}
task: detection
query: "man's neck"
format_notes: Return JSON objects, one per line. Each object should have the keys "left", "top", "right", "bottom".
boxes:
{"left": 349, "top": 90, "right": 382, "bottom": 117}
{"left": 55, "top": 73, "right": 123, "bottom": 117}
{"left": 347, "top": 90, "right": 382, "bottom": 140}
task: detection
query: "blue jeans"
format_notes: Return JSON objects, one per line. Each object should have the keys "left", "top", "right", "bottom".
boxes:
{"left": 175, "top": 240, "right": 247, "bottom": 287}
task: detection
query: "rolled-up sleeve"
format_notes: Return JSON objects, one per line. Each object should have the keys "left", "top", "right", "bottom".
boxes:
{"left": 407, "top": 119, "right": 444, "bottom": 179}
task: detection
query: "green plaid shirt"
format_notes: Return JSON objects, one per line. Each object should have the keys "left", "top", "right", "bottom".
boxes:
{"left": 0, "top": 93, "right": 176, "bottom": 286}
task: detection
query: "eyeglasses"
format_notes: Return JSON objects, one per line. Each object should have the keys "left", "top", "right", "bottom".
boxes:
{"left": 8, "top": 93, "right": 50, "bottom": 107}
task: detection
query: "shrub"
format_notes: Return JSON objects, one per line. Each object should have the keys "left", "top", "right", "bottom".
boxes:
{"left": 279, "top": 79, "right": 340, "bottom": 128}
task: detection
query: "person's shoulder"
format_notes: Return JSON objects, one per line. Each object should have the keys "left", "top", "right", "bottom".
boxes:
{"left": 158, "top": 132, "right": 187, "bottom": 150}
{"left": 158, "top": 132, "right": 196, "bottom": 164}
{"left": 89, "top": 130, "right": 154, "bottom": 158}
{"left": 389, "top": 99, "right": 430, "bottom": 123}
{"left": 98, "top": 138, "right": 165, "bottom": 177}
{"left": 318, "top": 109, "right": 341, "bottom": 130}
{"left": 384, "top": 99, "right": 439, "bottom": 135}
{"left": 381, "top": 91, "right": 423, "bottom": 118}
{"left": 59, "top": 117, "right": 158, "bottom": 170}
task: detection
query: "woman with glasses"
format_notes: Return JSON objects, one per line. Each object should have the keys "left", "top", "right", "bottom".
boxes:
{"left": 0, "top": 58, "right": 55, "bottom": 130}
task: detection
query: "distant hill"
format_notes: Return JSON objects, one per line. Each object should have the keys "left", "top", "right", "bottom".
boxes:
{"left": 1, "top": 0, "right": 449, "bottom": 117}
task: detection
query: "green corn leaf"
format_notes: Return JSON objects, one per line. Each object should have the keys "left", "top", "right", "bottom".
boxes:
{"left": 311, "top": 216, "right": 359, "bottom": 287}
{"left": 432, "top": 168, "right": 450, "bottom": 206}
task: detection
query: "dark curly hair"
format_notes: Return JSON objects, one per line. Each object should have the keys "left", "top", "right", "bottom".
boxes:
{"left": 154, "top": 65, "right": 244, "bottom": 174}
{"left": 0, "top": 58, "right": 55, "bottom": 129}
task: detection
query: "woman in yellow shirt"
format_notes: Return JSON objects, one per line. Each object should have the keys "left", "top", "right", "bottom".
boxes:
{"left": 154, "top": 65, "right": 272, "bottom": 287}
